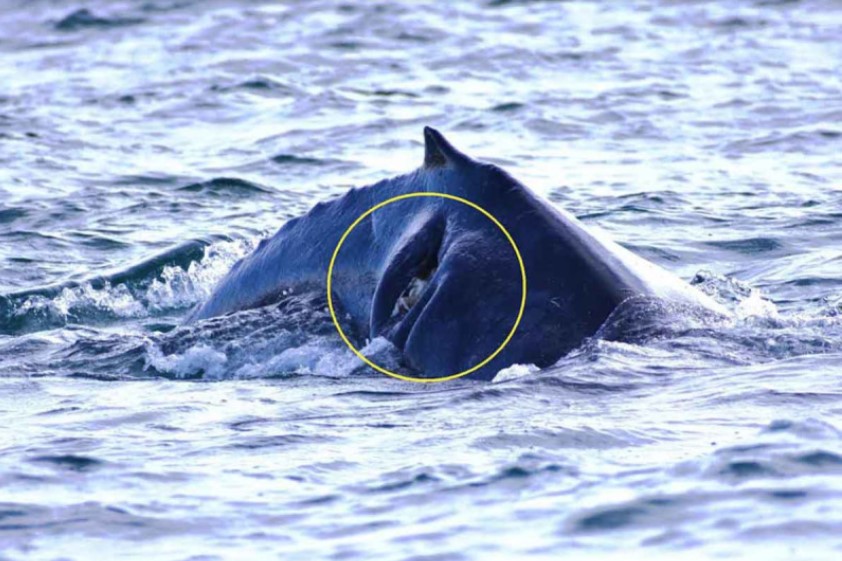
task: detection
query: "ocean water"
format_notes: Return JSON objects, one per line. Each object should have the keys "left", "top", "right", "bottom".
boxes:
{"left": 1, "top": 0, "right": 841, "bottom": 559}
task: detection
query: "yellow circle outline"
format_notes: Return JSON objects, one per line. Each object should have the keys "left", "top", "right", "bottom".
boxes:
{"left": 326, "top": 192, "right": 527, "bottom": 383}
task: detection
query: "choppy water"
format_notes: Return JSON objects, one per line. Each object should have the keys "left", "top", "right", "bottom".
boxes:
{"left": 1, "top": 1, "right": 841, "bottom": 559}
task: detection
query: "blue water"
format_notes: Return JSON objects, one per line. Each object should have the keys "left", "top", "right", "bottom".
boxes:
{"left": 1, "top": 1, "right": 841, "bottom": 559}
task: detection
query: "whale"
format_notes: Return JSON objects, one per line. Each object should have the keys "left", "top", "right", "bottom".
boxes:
{"left": 189, "top": 127, "right": 726, "bottom": 380}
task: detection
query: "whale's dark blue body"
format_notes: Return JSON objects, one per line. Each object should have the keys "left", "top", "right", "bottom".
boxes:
{"left": 190, "top": 128, "right": 725, "bottom": 379}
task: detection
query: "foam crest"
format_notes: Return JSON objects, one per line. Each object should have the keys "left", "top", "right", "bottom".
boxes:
{"left": 144, "top": 342, "right": 229, "bottom": 380}
{"left": 735, "top": 289, "right": 780, "bottom": 321}
{"left": 144, "top": 238, "right": 256, "bottom": 312}
{"left": 4, "top": 237, "right": 256, "bottom": 334}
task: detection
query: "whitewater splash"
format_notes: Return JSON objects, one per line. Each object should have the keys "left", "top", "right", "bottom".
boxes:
{"left": 0, "top": 237, "right": 256, "bottom": 335}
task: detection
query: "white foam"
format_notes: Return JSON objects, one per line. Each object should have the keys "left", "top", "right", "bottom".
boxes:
{"left": 492, "top": 362, "right": 540, "bottom": 383}
{"left": 144, "top": 342, "right": 229, "bottom": 380}
{"left": 144, "top": 238, "right": 255, "bottom": 312}
{"left": 736, "top": 289, "right": 780, "bottom": 321}
{"left": 16, "top": 282, "right": 146, "bottom": 321}
{"left": 14, "top": 237, "right": 257, "bottom": 323}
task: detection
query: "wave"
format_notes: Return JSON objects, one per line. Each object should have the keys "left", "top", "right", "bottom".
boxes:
{"left": 54, "top": 9, "right": 144, "bottom": 32}
{"left": 177, "top": 178, "right": 273, "bottom": 197}
{"left": 0, "top": 236, "right": 255, "bottom": 336}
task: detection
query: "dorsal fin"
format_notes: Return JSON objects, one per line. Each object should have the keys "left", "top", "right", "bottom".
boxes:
{"left": 423, "top": 127, "right": 466, "bottom": 168}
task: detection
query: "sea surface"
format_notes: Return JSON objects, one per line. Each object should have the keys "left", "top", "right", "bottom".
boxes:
{"left": 1, "top": 1, "right": 841, "bottom": 559}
